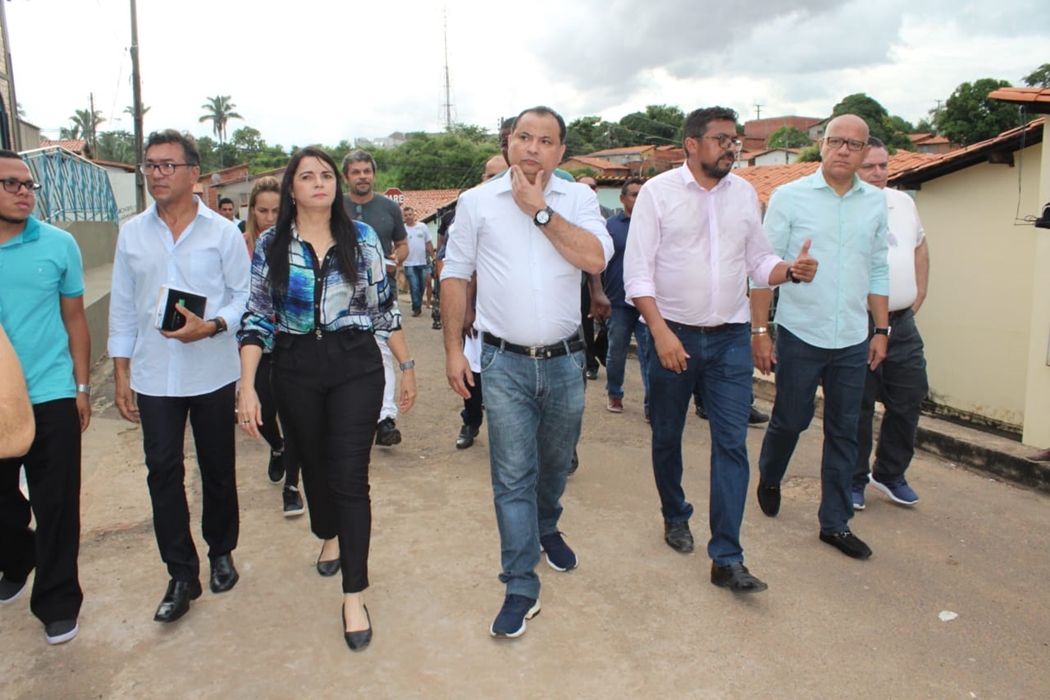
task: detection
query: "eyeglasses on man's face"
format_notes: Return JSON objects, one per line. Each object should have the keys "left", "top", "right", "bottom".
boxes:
{"left": 139, "top": 162, "right": 196, "bottom": 176}
{"left": 0, "top": 178, "right": 40, "bottom": 194}
{"left": 697, "top": 134, "right": 743, "bottom": 150}
{"left": 824, "top": 137, "right": 866, "bottom": 152}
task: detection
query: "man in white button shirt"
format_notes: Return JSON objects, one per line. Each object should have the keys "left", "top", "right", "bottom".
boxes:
{"left": 851, "top": 136, "right": 930, "bottom": 509}
{"left": 108, "top": 130, "right": 250, "bottom": 623}
{"left": 442, "top": 106, "right": 612, "bottom": 639}
{"left": 401, "top": 205, "right": 433, "bottom": 317}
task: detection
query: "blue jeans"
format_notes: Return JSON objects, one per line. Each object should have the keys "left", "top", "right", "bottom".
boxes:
{"left": 758, "top": 326, "right": 868, "bottom": 534}
{"left": 405, "top": 265, "right": 426, "bottom": 312}
{"left": 647, "top": 323, "right": 753, "bottom": 565}
{"left": 480, "top": 340, "right": 585, "bottom": 599}
{"left": 605, "top": 306, "right": 651, "bottom": 413}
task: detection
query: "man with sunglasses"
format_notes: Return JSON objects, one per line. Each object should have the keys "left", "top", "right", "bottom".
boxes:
{"left": 750, "top": 114, "right": 890, "bottom": 560}
{"left": 0, "top": 150, "right": 90, "bottom": 645}
{"left": 109, "top": 130, "right": 250, "bottom": 622}
{"left": 624, "top": 106, "right": 816, "bottom": 594}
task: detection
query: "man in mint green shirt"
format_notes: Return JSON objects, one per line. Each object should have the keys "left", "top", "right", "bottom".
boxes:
{"left": 749, "top": 114, "right": 890, "bottom": 561}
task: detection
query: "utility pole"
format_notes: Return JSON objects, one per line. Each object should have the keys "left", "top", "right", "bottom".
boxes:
{"left": 89, "top": 91, "right": 96, "bottom": 156}
{"left": 130, "top": 0, "right": 145, "bottom": 212}
{"left": 754, "top": 103, "right": 763, "bottom": 120}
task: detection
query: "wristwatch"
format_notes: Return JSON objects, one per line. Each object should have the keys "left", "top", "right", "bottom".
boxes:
{"left": 399, "top": 359, "right": 416, "bottom": 371}
{"left": 533, "top": 206, "right": 554, "bottom": 227}
{"left": 873, "top": 327, "right": 891, "bottom": 337}
{"left": 208, "top": 317, "right": 227, "bottom": 337}
{"left": 76, "top": 383, "right": 91, "bottom": 397}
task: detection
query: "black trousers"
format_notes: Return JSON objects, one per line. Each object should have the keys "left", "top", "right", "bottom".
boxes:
{"left": 255, "top": 353, "right": 299, "bottom": 488}
{"left": 137, "top": 383, "right": 239, "bottom": 583}
{"left": 272, "top": 331, "right": 384, "bottom": 594}
{"left": 460, "top": 371, "right": 483, "bottom": 429}
{"left": 0, "top": 399, "right": 82, "bottom": 624}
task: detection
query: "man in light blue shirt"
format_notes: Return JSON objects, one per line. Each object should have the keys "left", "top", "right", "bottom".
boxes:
{"left": 109, "top": 130, "right": 250, "bottom": 623}
{"left": 749, "top": 114, "right": 890, "bottom": 560}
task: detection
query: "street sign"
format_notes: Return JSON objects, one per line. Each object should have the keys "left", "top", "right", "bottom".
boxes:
{"left": 383, "top": 188, "right": 404, "bottom": 205}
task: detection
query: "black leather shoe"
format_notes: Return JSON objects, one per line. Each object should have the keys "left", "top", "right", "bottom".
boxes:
{"left": 343, "top": 604, "right": 372, "bottom": 651}
{"left": 456, "top": 424, "right": 479, "bottom": 449}
{"left": 711, "top": 562, "right": 768, "bottom": 593}
{"left": 209, "top": 553, "right": 239, "bottom": 593}
{"left": 154, "top": 579, "right": 202, "bottom": 623}
{"left": 756, "top": 480, "right": 781, "bottom": 517}
{"left": 748, "top": 407, "right": 770, "bottom": 425}
{"left": 663, "top": 521, "right": 694, "bottom": 553}
{"left": 695, "top": 403, "right": 708, "bottom": 420}
{"left": 317, "top": 545, "right": 341, "bottom": 577}
{"left": 819, "top": 531, "right": 873, "bottom": 559}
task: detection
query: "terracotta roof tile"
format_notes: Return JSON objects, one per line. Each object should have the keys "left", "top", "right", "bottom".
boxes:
{"left": 561, "top": 156, "right": 629, "bottom": 171}
{"left": 988, "top": 87, "right": 1050, "bottom": 107}
{"left": 401, "top": 189, "right": 460, "bottom": 222}
{"left": 587, "top": 145, "right": 655, "bottom": 156}
{"left": 40, "top": 139, "right": 88, "bottom": 153}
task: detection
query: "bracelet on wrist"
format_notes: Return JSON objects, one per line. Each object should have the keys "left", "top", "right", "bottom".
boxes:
{"left": 76, "top": 383, "right": 91, "bottom": 396}
{"left": 399, "top": 359, "right": 416, "bottom": 371}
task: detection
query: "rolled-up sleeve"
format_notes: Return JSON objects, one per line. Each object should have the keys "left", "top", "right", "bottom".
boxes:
{"left": 575, "top": 190, "right": 614, "bottom": 267}
{"left": 107, "top": 231, "right": 138, "bottom": 359}
{"left": 441, "top": 191, "right": 477, "bottom": 282}
{"left": 368, "top": 236, "right": 401, "bottom": 337}
{"left": 623, "top": 184, "right": 660, "bottom": 303}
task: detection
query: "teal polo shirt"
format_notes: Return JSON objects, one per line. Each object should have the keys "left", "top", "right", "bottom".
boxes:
{"left": 0, "top": 216, "right": 85, "bottom": 404}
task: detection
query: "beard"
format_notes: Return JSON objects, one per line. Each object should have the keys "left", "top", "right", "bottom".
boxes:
{"left": 0, "top": 211, "right": 28, "bottom": 225}
{"left": 701, "top": 156, "right": 734, "bottom": 181}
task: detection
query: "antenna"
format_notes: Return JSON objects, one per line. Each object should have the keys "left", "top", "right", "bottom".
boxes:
{"left": 440, "top": 7, "right": 456, "bottom": 130}
{"left": 754, "top": 103, "right": 763, "bottom": 120}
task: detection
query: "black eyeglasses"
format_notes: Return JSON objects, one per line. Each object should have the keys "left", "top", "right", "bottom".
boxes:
{"left": 824, "top": 137, "right": 866, "bottom": 152}
{"left": 139, "top": 162, "right": 196, "bottom": 176}
{"left": 698, "top": 134, "right": 743, "bottom": 150}
{"left": 0, "top": 178, "right": 40, "bottom": 194}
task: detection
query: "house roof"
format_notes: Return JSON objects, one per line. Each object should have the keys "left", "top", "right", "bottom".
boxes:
{"left": 735, "top": 151, "right": 939, "bottom": 205}
{"left": 988, "top": 87, "right": 1050, "bottom": 114}
{"left": 40, "top": 139, "right": 88, "bottom": 154}
{"left": 890, "top": 117, "right": 1044, "bottom": 189}
{"left": 909, "top": 133, "right": 952, "bottom": 146}
{"left": 561, "top": 156, "right": 629, "bottom": 172}
{"left": 402, "top": 189, "right": 460, "bottom": 222}
{"left": 587, "top": 145, "right": 655, "bottom": 157}
{"left": 91, "top": 159, "right": 136, "bottom": 173}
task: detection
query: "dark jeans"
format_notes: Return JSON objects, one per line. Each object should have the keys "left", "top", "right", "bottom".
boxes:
{"left": 272, "top": 331, "right": 384, "bottom": 594}
{"left": 853, "top": 309, "right": 928, "bottom": 487}
{"left": 0, "top": 399, "right": 82, "bottom": 624}
{"left": 647, "top": 323, "right": 753, "bottom": 564}
{"left": 461, "top": 371, "right": 483, "bottom": 429}
{"left": 137, "top": 383, "right": 239, "bottom": 583}
{"left": 255, "top": 353, "right": 299, "bottom": 488}
{"left": 758, "top": 327, "right": 867, "bottom": 534}
{"left": 605, "top": 305, "right": 651, "bottom": 412}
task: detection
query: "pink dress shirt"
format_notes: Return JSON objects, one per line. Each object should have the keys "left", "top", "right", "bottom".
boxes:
{"left": 623, "top": 166, "right": 782, "bottom": 326}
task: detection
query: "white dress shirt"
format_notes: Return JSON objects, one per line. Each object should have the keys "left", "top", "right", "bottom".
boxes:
{"left": 623, "top": 167, "right": 782, "bottom": 326}
{"left": 108, "top": 197, "right": 250, "bottom": 397}
{"left": 442, "top": 174, "right": 613, "bottom": 346}
{"left": 884, "top": 188, "right": 925, "bottom": 312}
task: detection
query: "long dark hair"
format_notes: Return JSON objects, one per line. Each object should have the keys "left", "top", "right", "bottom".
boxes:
{"left": 265, "top": 147, "right": 361, "bottom": 295}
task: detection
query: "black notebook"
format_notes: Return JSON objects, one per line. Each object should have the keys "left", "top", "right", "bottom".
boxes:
{"left": 154, "top": 286, "right": 207, "bottom": 331}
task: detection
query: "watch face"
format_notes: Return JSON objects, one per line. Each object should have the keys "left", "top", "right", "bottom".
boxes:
{"left": 536, "top": 209, "right": 551, "bottom": 225}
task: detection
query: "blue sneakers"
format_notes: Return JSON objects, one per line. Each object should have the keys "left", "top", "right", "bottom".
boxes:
{"left": 852, "top": 486, "right": 866, "bottom": 511}
{"left": 540, "top": 532, "right": 578, "bottom": 572}
{"left": 870, "top": 475, "right": 919, "bottom": 505}
{"left": 490, "top": 594, "right": 541, "bottom": 638}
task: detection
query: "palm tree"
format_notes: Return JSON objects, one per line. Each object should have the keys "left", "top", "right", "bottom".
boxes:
{"left": 124, "top": 104, "right": 151, "bottom": 117}
{"left": 66, "top": 109, "right": 105, "bottom": 156}
{"left": 58, "top": 125, "right": 81, "bottom": 140}
{"left": 199, "top": 95, "right": 243, "bottom": 168}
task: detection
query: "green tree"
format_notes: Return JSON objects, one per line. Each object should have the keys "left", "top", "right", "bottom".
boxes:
{"left": 448, "top": 123, "right": 494, "bottom": 144}
{"left": 383, "top": 132, "right": 495, "bottom": 189}
{"left": 65, "top": 108, "right": 106, "bottom": 155}
{"left": 57, "top": 125, "right": 81, "bottom": 140}
{"left": 195, "top": 135, "right": 220, "bottom": 173}
{"left": 796, "top": 144, "right": 821, "bottom": 162}
{"left": 830, "top": 93, "right": 914, "bottom": 151}
{"left": 915, "top": 117, "right": 936, "bottom": 134}
{"left": 94, "top": 130, "right": 137, "bottom": 164}
{"left": 1022, "top": 63, "right": 1050, "bottom": 88}
{"left": 619, "top": 104, "right": 685, "bottom": 145}
{"left": 768, "top": 126, "right": 812, "bottom": 149}
{"left": 199, "top": 95, "right": 243, "bottom": 167}
{"left": 937, "top": 78, "right": 1023, "bottom": 146}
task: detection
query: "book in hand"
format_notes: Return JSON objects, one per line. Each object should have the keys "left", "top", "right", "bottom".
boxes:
{"left": 154, "top": 286, "right": 207, "bottom": 331}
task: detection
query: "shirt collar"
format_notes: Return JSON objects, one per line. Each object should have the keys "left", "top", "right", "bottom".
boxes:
{"left": 811, "top": 168, "right": 864, "bottom": 195}
{"left": 492, "top": 169, "right": 571, "bottom": 197}
{"left": 678, "top": 163, "right": 732, "bottom": 193}
{"left": 148, "top": 195, "right": 211, "bottom": 224}
{"left": 0, "top": 215, "right": 40, "bottom": 247}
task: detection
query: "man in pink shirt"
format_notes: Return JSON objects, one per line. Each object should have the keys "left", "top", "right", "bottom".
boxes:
{"left": 623, "top": 106, "right": 816, "bottom": 593}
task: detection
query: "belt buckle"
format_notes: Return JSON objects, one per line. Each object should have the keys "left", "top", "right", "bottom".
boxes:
{"left": 528, "top": 345, "right": 540, "bottom": 359}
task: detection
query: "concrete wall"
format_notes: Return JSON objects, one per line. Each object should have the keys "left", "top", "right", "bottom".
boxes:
{"left": 56, "top": 221, "right": 117, "bottom": 364}
{"left": 913, "top": 141, "right": 1043, "bottom": 433}
{"left": 1022, "top": 122, "right": 1050, "bottom": 447}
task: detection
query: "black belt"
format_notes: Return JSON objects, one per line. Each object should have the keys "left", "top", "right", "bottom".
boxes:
{"left": 668, "top": 321, "right": 748, "bottom": 335}
{"left": 482, "top": 332, "right": 585, "bottom": 359}
{"left": 888, "top": 308, "right": 912, "bottom": 321}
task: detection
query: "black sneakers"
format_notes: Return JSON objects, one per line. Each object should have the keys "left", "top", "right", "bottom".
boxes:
{"left": 283, "top": 485, "right": 304, "bottom": 517}
{"left": 375, "top": 418, "right": 402, "bottom": 446}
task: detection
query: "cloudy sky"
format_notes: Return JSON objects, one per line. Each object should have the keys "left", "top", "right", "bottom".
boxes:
{"left": 6, "top": 0, "right": 1048, "bottom": 148}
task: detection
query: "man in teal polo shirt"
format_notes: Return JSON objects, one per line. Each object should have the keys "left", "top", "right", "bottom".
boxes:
{"left": 0, "top": 149, "right": 91, "bottom": 645}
